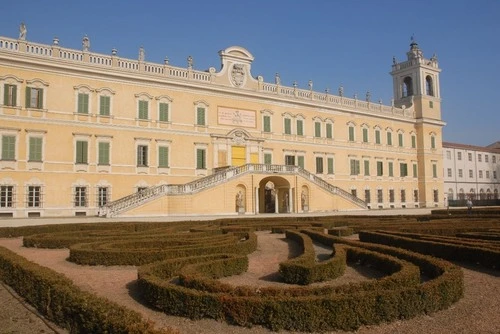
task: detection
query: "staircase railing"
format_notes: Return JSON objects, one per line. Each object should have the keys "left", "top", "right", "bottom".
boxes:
{"left": 101, "top": 164, "right": 367, "bottom": 217}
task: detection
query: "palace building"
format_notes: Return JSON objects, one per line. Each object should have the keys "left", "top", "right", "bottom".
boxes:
{"left": 0, "top": 26, "right": 445, "bottom": 218}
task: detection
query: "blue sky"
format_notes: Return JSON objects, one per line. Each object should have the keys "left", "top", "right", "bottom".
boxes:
{"left": 1, "top": 0, "right": 498, "bottom": 146}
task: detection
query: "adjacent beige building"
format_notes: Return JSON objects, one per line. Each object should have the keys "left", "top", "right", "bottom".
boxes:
{"left": 0, "top": 27, "right": 445, "bottom": 217}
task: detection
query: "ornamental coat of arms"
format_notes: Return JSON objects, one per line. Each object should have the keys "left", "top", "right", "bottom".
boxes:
{"left": 231, "top": 64, "right": 245, "bottom": 87}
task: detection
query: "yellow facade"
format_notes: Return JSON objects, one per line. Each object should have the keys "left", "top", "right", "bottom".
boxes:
{"left": 0, "top": 34, "right": 444, "bottom": 217}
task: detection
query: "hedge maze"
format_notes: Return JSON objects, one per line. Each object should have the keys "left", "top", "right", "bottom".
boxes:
{"left": 0, "top": 210, "right": 499, "bottom": 332}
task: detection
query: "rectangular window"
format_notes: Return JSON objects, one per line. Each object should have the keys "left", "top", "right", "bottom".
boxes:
{"left": 377, "top": 189, "right": 383, "bottom": 203}
{"left": 264, "top": 153, "right": 272, "bottom": 165}
{"left": 377, "top": 161, "right": 383, "bottom": 176}
{"left": 431, "top": 136, "right": 436, "bottom": 149}
{"left": 411, "top": 135, "right": 416, "bottom": 148}
{"left": 263, "top": 115, "right": 271, "bottom": 132}
{"left": 137, "top": 145, "right": 148, "bottom": 167}
{"left": 285, "top": 155, "right": 295, "bottom": 166}
{"left": 469, "top": 169, "right": 473, "bottom": 178}
{"left": 468, "top": 153, "right": 472, "bottom": 161}
{"left": 364, "top": 189, "right": 371, "bottom": 204}
{"left": 315, "top": 157, "right": 323, "bottom": 174}
{"left": 75, "top": 140, "right": 88, "bottom": 164}
{"left": 447, "top": 168, "right": 452, "bottom": 177}
{"left": 364, "top": 160, "right": 370, "bottom": 176}
{"left": 389, "top": 189, "right": 395, "bottom": 203}
{"left": 362, "top": 128, "right": 368, "bottom": 143}
{"left": 350, "top": 159, "right": 360, "bottom": 175}
{"left": 196, "top": 148, "right": 206, "bottom": 169}
{"left": 26, "top": 87, "right": 43, "bottom": 109}
{"left": 398, "top": 133, "right": 403, "bottom": 147}
{"left": 159, "top": 103, "right": 169, "bottom": 122}
{"left": 297, "top": 156, "right": 304, "bottom": 169}
{"left": 1, "top": 135, "right": 16, "bottom": 160}
{"left": 27, "top": 186, "right": 41, "bottom": 208}
{"left": 3, "top": 84, "right": 17, "bottom": 106}
{"left": 74, "top": 186, "right": 87, "bottom": 207}
{"left": 327, "top": 157, "right": 334, "bottom": 174}
{"left": 388, "top": 162, "right": 394, "bottom": 177}
{"left": 351, "top": 189, "right": 357, "bottom": 198}
{"left": 97, "top": 187, "right": 108, "bottom": 207}
{"left": 486, "top": 171, "right": 490, "bottom": 178}
{"left": 138, "top": 100, "right": 148, "bottom": 120}
{"left": 375, "top": 130, "right": 381, "bottom": 144}
{"left": 348, "top": 127, "right": 355, "bottom": 142}
{"left": 326, "top": 123, "right": 332, "bottom": 139}
{"left": 0, "top": 186, "right": 14, "bottom": 207}
{"left": 296, "top": 119, "right": 303, "bottom": 136}
{"left": 387, "top": 132, "right": 392, "bottom": 146}
{"left": 457, "top": 152, "right": 462, "bottom": 160}
{"left": 432, "top": 164, "right": 437, "bottom": 178}
{"left": 401, "top": 189, "right": 406, "bottom": 203}
{"left": 414, "top": 190, "right": 419, "bottom": 203}
{"left": 494, "top": 171, "right": 497, "bottom": 179}
{"left": 493, "top": 156, "right": 497, "bottom": 163}
{"left": 458, "top": 169, "right": 463, "bottom": 178}
{"left": 99, "top": 96, "right": 110, "bottom": 116}
{"left": 98, "top": 142, "right": 110, "bottom": 165}
{"left": 433, "top": 190, "right": 439, "bottom": 202}
{"left": 485, "top": 155, "right": 489, "bottom": 163}
{"left": 446, "top": 151, "right": 451, "bottom": 159}
{"left": 77, "top": 93, "right": 89, "bottom": 114}
{"left": 158, "top": 146, "right": 169, "bottom": 168}
{"left": 400, "top": 163, "right": 408, "bottom": 177}
{"left": 413, "top": 164, "right": 417, "bottom": 178}
{"left": 284, "top": 118, "right": 291, "bottom": 134}
{"left": 478, "top": 154, "right": 482, "bottom": 162}
{"left": 29, "top": 137, "right": 42, "bottom": 162}
{"left": 479, "top": 170, "right": 483, "bottom": 178}
{"left": 314, "top": 122, "right": 321, "bottom": 137}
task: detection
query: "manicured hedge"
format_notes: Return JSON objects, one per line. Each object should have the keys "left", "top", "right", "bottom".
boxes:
{"left": 0, "top": 246, "right": 176, "bottom": 334}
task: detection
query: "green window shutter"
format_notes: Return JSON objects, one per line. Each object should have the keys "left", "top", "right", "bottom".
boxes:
{"left": 11, "top": 85, "right": 17, "bottom": 106}
{"left": 139, "top": 101, "right": 148, "bottom": 119}
{"left": 159, "top": 146, "right": 169, "bottom": 167}
{"left": 433, "top": 164, "right": 437, "bottom": 178}
{"left": 316, "top": 157, "right": 323, "bottom": 173}
{"left": 431, "top": 136, "right": 436, "bottom": 149}
{"left": 356, "top": 160, "right": 360, "bottom": 175}
{"left": 326, "top": 123, "right": 332, "bottom": 138}
{"left": 314, "top": 122, "right": 321, "bottom": 137}
{"left": 296, "top": 120, "right": 303, "bottom": 136}
{"left": 264, "top": 153, "right": 272, "bottom": 165}
{"left": 364, "top": 160, "right": 370, "bottom": 176}
{"left": 197, "top": 107, "right": 205, "bottom": 125}
{"left": 3, "top": 84, "right": 8, "bottom": 105}
{"left": 284, "top": 118, "right": 291, "bottom": 134}
{"left": 377, "top": 161, "right": 383, "bottom": 176}
{"left": 76, "top": 141, "right": 88, "bottom": 164}
{"left": 297, "top": 155, "right": 304, "bottom": 168}
{"left": 411, "top": 135, "right": 416, "bottom": 148}
{"left": 263, "top": 116, "right": 271, "bottom": 132}
{"left": 389, "top": 162, "right": 394, "bottom": 176}
{"left": 100, "top": 96, "right": 110, "bottom": 116}
{"left": 29, "top": 137, "right": 42, "bottom": 161}
{"left": 37, "top": 89, "right": 43, "bottom": 109}
{"left": 348, "top": 126, "right": 354, "bottom": 141}
{"left": 327, "top": 157, "right": 334, "bottom": 174}
{"left": 159, "top": 103, "right": 169, "bottom": 122}
{"left": 363, "top": 128, "right": 368, "bottom": 142}
{"left": 375, "top": 130, "right": 381, "bottom": 144}
{"left": 196, "top": 148, "right": 206, "bottom": 169}
{"left": 78, "top": 93, "right": 89, "bottom": 114}
{"left": 399, "top": 133, "right": 403, "bottom": 147}
{"left": 387, "top": 132, "right": 392, "bottom": 145}
{"left": 400, "top": 163, "right": 408, "bottom": 177}
{"left": 413, "top": 164, "right": 418, "bottom": 177}
{"left": 25, "top": 87, "right": 31, "bottom": 108}
{"left": 2, "top": 135, "right": 15, "bottom": 160}
{"left": 98, "top": 142, "right": 109, "bottom": 165}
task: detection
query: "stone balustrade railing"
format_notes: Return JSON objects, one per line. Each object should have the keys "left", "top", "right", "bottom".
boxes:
{"left": 0, "top": 35, "right": 413, "bottom": 118}
{"left": 101, "top": 163, "right": 367, "bottom": 217}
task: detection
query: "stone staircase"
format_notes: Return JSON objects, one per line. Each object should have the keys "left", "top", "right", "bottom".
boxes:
{"left": 100, "top": 164, "right": 368, "bottom": 217}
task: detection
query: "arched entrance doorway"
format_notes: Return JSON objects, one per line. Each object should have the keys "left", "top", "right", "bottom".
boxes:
{"left": 258, "top": 176, "right": 291, "bottom": 214}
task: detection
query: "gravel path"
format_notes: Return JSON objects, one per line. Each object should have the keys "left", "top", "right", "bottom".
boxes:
{"left": 0, "top": 232, "right": 499, "bottom": 334}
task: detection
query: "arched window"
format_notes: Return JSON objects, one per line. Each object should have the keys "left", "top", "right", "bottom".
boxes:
{"left": 402, "top": 76, "right": 413, "bottom": 97}
{"left": 425, "top": 75, "right": 434, "bottom": 96}
{"left": 448, "top": 188, "right": 454, "bottom": 201}
{"left": 459, "top": 188, "right": 465, "bottom": 200}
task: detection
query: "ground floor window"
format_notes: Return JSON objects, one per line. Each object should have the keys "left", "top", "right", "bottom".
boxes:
{"left": 97, "top": 187, "right": 109, "bottom": 207}
{"left": 364, "top": 189, "right": 371, "bottom": 204}
{"left": 377, "top": 189, "right": 383, "bottom": 203}
{"left": 27, "top": 186, "right": 41, "bottom": 207}
{"left": 433, "top": 190, "right": 439, "bottom": 203}
{"left": 389, "top": 189, "right": 395, "bottom": 203}
{"left": 0, "top": 185, "right": 14, "bottom": 207}
{"left": 74, "top": 186, "right": 87, "bottom": 207}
